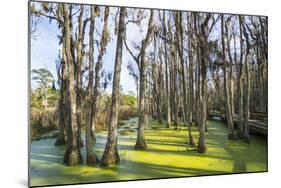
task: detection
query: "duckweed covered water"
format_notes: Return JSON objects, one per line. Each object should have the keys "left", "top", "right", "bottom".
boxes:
{"left": 30, "top": 118, "right": 267, "bottom": 187}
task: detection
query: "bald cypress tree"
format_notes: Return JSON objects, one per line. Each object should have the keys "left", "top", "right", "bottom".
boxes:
{"left": 101, "top": 7, "right": 126, "bottom": 166}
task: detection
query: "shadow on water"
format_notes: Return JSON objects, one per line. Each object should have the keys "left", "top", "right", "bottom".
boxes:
{"left": 117, "top": 159, "right": 228, "bottom": 178}
{"left": 207, "top": 120, "right": 266, "bottom": 172}
{"left": 30, "top": 118, "right": 267, "bottom": 186}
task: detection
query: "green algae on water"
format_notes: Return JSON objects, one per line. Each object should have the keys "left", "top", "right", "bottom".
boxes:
{"left": 30, "top": 118, "right": 267, "bottom": 187}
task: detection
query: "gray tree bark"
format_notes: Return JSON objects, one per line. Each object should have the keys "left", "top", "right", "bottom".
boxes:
{"left": 175, "top": 12, "right": 195, "bottom": 146}
{"left": 135, "top": 10, "right": 155, "bottom": 150}
{"left": 55, "top": 34, "right": 67, "bottom": 146}
{"left": 221, "top": 15, "right": 236, "bottom": 140}
{"left": 197, "top": 13, "right": 211, "bottom": 153}
{"left": 91, "top": 7, "right": 110, "bottom": 142}
{"left": 62, "top": 4, "right": 83, "bottom": 166}
{"left": 237, "top": 16, "right": 245, "bottom": 138}
{"left": 162, "top": 11, "right": 172, "bottom": 128}
{"left": 101, "top": 7, "right": 126, "bottom": 166}
{"left": 85, "top": 5, "right": 99, "bottom": 166}
{"left": 241, "top": 17, "right": 251, "bottom": 142}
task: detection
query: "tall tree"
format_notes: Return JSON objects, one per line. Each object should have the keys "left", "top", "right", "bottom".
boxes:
{"left": 101, "top": 7, "right": 126, "bottom": 166}
{"left": 85, "top": 5, "right": 99, "bottom": 166}
{"left": 62, "top": 4, "right": 83, "bottom": 166}
{"left": 221, "top": 15, "right": 236, "bottom": 140}
{"left": 134, "top": 10, "right": 155, "bottom": 150}
{"left": 91, "top": 7, "right": 110, "bottom": 141}
{"left": 31, "top": 68, "right": 54, "bottom": 109}
{"left": 237, "top": 15, "right": 245, "bottom": 138}
{"left": 187, "top": 13, "right": 195, "bottom": 131}
{"left": 75, "top": 5, "right": 88, "bottom": 148}
{"left": 161, "top": 10, "right": 172, "bottom": 128}
{"left": 241, "top": 17, "right": 251, "bottom": 142}
{"left": 175, "top": 12, "right": 195, "bottom": 146}
{"left": 197, "top": 13, "right": 211, "bottom": 153}
{"left": 55, "top": 42, "right": 67, "bottom": 146}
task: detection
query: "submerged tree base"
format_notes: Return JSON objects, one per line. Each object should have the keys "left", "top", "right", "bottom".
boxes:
{"left": 197, "top": 145, "right": 207, "bottom": 153}
{"left": 63, "top": 149, "right": 83, "bottom": 166}
{"left": 87, "top": 154, "right": 99, "bottom": 166}
{"left": 100, "top": 150, "right": 120, "bottom": 167}
{"left": 228, "top": 133, "right": 238, "bottom": 140}
{"left": 166, "top": 123, "right": 171, "bottom": 128}
{"left": 30, "top": 119, "right": 267, "bottom": 187}
{"left": 54, "top": 136, "right": 66, "bottom": 146}
{"left": 134, "top": 139, "right": 147, "bottom": 150}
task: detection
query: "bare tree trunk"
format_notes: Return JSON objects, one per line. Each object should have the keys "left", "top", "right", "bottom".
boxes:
{"left": 194, "top": 15, "right": 201, "bottom": 127}
{"left": 237, "top": 16, "right": 244, "bottom": 138}
{"left": 172, "top": 36, "right": 178, "bottom": 128}
{"left": 197, "top": 13, "right": 211, "bottom": 153}
{"left": 85, "top": 5, "right": 99, "bottom": 166}
{"left": 241, "top": 17, "right": 251, "bottom": 142}
{"left": 157, "top": 57, "right": 163, "bottom": 124}
{"left": 101, "top": 7, "right": 126, "bottom": 166}
{"left": 162, "top": 11, "right": 172, "bottom": 128}
{"left": 188, "top": 13, "right": 195, "bottom": 129}
{"left": 76, "top": 5, "right": 87, "bottom": 148}
{"left": 225, "top": 20, "right": 235, "bottom": 119}
{"left": 221, "top": 15, "right": 236, "bottom": 140}
{"left": 55, "top": 36, "right": 67, "bottom": 146}
{"left": 154, "top": 32, "right": 163, "bottom": 124}
{"left": 135, "top": 10, "right": 154, "bottom": 150}
{"left": 175, "top": 12, "right": 195, "bottom": 146}
{"left": 62, "top": 4, "right": 82, "bottom": 166}
{"left": 243, "top": 58, "right": 250, "bottom": 142}
{"left": 91, "top": 7, "right": 110, "bottom": 142}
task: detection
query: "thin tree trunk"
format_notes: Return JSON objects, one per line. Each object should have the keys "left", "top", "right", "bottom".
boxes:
{"left": 172, "top": 36, "right": 178, "bottom": 128}
{"left": 135, "top": 10, "right": 154, "bottom": 150}
{"left": 194, "top": 15, "right": 201, "bottom": 127}
{"left": 76, "top": 5, "right": 86, "bottom": 148}
{"left": 55, "top": 36, "right": 67, "bottom": 146}
{"left": 197, "top": 13, "right": 211, "bottom": 153}
{"left": 175, "top": 12, "right": 195, "bottom": 146}
{"left": 221, "top": 15, "right": 236, "bottom": 140}
{"left": 85, "top": 5, "right": 99, "bottom": 166}
{"left": 101, "top": 7, "right": 126, "bottom": 166}
{"left": 237, "top": 16, "right": 244, "bottom": 138}
{"left": 241, "top": 17, "right": 251, "bottom": 142}
{"left": 162, "top": 11, "right": 172, "bottom": 128}
{"left": 91, "top": 7, "right": 110, "bottom": 142}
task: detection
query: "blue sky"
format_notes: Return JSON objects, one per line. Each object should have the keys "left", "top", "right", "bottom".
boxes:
{"left": 30, "top": 4, "right": 251, "bottom": 96}
{"left": 31, "top": 5, "right": 141, "bottom": 95}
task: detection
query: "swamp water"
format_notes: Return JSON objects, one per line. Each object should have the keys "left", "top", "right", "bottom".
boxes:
{"left": 30, "top": 118, "right": 267, "bottom": 187}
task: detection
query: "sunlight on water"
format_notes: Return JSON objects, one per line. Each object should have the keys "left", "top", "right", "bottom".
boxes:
{"left": 30, "top": 118, "right": 267, "bottom": 187}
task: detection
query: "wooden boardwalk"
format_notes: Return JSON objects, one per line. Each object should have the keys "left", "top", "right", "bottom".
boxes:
{"left": 208, "top": 111, "right": 268, "bottom": 136}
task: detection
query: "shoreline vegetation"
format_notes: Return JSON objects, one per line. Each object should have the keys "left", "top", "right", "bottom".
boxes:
{"left": 30, "top": 1, "right": 268, "bottom": 186}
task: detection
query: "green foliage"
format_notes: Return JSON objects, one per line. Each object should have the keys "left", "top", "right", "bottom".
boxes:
{"left": 32, "top": 68, "right": 56, "bottom": 109}
{"left": 31, "top": 88, "right": 59, "bottom": 110}
{"left": 32, "top": 68, "right": 54, "bottom": 89}
{"left": 31, "top": 90, "right": 44, "bottom": 110}
{"left": 121, "top": 94, "right": 137, "bottom": 108}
